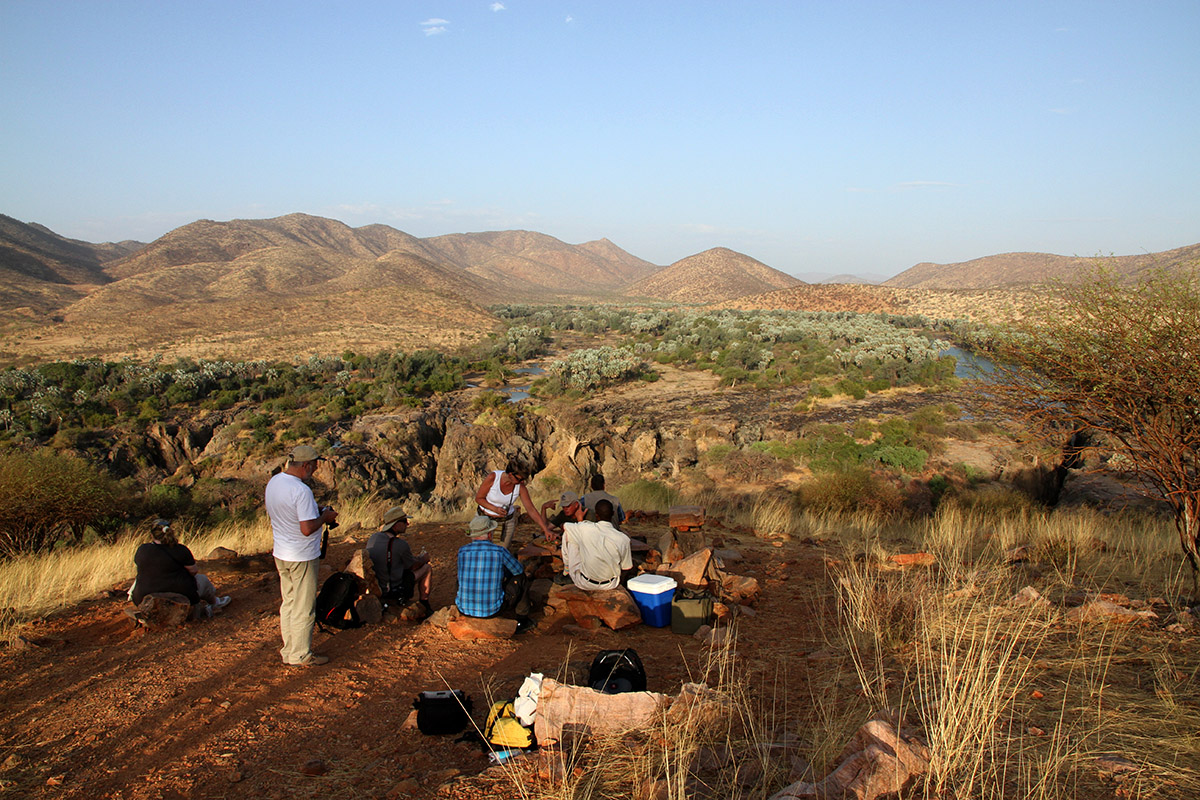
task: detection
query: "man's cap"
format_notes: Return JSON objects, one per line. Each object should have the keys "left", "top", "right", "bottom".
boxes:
{"left": 380, "top": 506, "right": 409, "bottom": 528}
{"left": 560, "top": 490, "right": 580, "bottom": 507}
{"left": 468, "top": 514, "right": 499, "bottom": 538}
{"left": 288, "top": 444, "right": 322, "bottom": 463}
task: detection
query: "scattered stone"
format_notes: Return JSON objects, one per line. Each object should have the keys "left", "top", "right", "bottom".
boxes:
{"left": 887, "top": 552, "right": 936, "bottom": 568}
{"left": 714, "top": 548, "right": 742, "bottom": 562}
{"left": 667, "top": 683, "right": 732, "bottom": 728}
{"left": 343, "top": 549, "right": 382, "bottom": 597}
{"left": 1027, "top": 726, "right": 1046, "bottom": 736}
{"left": 669, "top": 505, "right": 705, "bottom": 532}
{"left": 426, "top": 605, "right": 458, "bottom": 628}
{"left": 713, "top": 601, "right": 733, "bottom": 620}
{"left": 1004, "top": 545, "right": 1031, "bottom": 564}
{"left": 737, "top": 604, "right": 757, "bottom": 617}
{"left": 300, "top": 759, "right": 327, "bottom": 776}
{"left": 769, "top": 717, "right": 930, "bottom": 800}
{"left": 387, "top": 778, "right": 421, "bottom": 798}
{"left": 528, "top": 577, "right": 553, "bottom": 609}
{"left": 1095, "top": 755, "right": 1141, "bottom": 779}
{"left": 533, "top": 678, "right": 668, "bottom": 747}
{"left": 1009, "top": 586, "right": 1052, "bottom": 611}
{"left": 137, "top": 593, "right": 192, "bottom": 627}
{"left": 401, "top": 710, "right": 419, "bottom": 730}
{"left": 789, "top": 755, "right": 813, "bottom": 782}
{"left": 638, "top": 778, "right": 670, "bottom": 800}
{"left": 1066, "top": 600, "right": 1158, "bottom": 624}
{"left": 720, "top": 574, "right": 760, "bottom": 605}
{"left": 1166, "top": 623, "right": 1187, "bottom": 634}
{"left": 447, "top": 616, "right": 518, "bottom": 640}
{"left": 355, "top": 594, "right": 384, "bottom": 625}
{"left": 692, "top": 744, "right": 734, "bottom": 772}
{"left": 206, "top": 546, "right": 238, "bottom": 560}
{"left": 398, "top": 601, "right": 427, "bottom": 622}
{"left": 45, "top": 775, "right": 65, "bottom": 786}
{"left": 545, "top": 584, "right": 642, "bottom": 630}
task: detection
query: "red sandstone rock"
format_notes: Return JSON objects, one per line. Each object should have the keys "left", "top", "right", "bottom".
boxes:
{"left": 446, "top": 616, "right": 518, "bottom": 640}
{"left": 545, "top": 584, "right": 642, "bottom": 630}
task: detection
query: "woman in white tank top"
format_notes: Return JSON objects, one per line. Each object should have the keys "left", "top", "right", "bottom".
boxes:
{"left": 474, "top": 459, "right": 556, "bottom": 549}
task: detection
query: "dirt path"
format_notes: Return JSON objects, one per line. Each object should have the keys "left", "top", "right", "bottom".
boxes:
{"left": 0, "top": 519, "right": 832, "bottom": 800}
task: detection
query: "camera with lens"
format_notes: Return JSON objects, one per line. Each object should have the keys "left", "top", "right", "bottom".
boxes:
{"left": 321, "top": 505, "right": 339, "bottom": 529}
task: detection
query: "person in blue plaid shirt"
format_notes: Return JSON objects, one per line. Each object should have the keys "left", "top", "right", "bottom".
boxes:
{"left": 456, "top": 515, "right": 532, "bottom": 618}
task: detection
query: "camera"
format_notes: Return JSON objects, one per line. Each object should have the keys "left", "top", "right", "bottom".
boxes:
{"left": 321, "top": 505, "right": 339, "bottom": 529}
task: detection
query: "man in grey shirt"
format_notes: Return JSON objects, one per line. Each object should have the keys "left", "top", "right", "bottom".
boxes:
{"left": 366, "top": 506, "right": 432, "bottom": 614}
{"left": 581, "top": 474, "right": 625, "bottom": 527}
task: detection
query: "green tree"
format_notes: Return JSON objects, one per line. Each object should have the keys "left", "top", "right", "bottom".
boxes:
{"left": 982, "top": 269, "right": 1200, "bottom": 596}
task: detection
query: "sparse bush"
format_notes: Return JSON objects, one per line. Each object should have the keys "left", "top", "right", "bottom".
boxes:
{"left": 799, "top": 467, "right": 904, "bottom": 517}
{"left": 0, "top": 451, "right": 129, "bottom": 556}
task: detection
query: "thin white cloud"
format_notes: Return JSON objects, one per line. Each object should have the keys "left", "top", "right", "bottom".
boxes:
{"left": 420, "top": 18, "right": 448, "bottom": 25}
{"left": 490, "top": 2, "right": 506, "bottom": 11}
{"left": 565, "top": 15, "right": 574, "bottom": 23}
{"left": 423, "top": 26, "right": 448, "bottom": 36}
{"left": 894, "top": 181, "right": 961, "bottom": 190}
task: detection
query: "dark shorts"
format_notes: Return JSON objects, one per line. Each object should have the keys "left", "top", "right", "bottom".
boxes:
{"left": 381, "top": 570, "right": 416, "bottom": 604}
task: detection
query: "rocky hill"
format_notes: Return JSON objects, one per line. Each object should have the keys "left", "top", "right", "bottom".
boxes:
{"left": 624, "top": 247, "right": 804, "bottom": 303}
{"left": 725, "top": 283, "right": 1043, "bottom": 324}
{"left": 886, "top": 243, "right": 1200, "bottom": 289}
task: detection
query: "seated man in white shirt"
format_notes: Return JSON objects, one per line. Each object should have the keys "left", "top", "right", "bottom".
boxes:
{"left": 560, "top": 499, "right": 633, "bottom": 592}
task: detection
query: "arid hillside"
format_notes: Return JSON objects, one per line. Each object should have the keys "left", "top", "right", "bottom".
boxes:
{"left": 725, "top": 283, "right": 1045, "bottom": 324}
{"left": 886, "top": 242, "right": 1200, "bottom": 289}
{"left": 624, "top": 247, "right": 804, "bottom": 303}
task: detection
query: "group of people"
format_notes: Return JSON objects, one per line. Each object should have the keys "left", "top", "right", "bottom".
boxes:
{"left": 134, "top": 446, "right": 636, "bottom": 669}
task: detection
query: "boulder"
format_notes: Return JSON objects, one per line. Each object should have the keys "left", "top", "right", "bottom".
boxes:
{"left": 669, "top": 505, "right": 705, "bottom": 532}
{"left": 720, "top": 574, "right": 760, "bottom": 605}
{"left": 545, "top": 584, "right": 642, "bottom": 630}
{"left": 343, "top": 549, "right": 382, "bottom": 596}
{"left": 137, "top": 593, "right": 192, "bottom": 627}
{"left": 447, "top": 616, "right": 518, "bottom": 640}
{"left": 666, "top": 683, "right": 732, "bottom": 728}
{"left": 355, "top": 594, "right": 384, "bottom": 625}
{"left": 397, "top": 601, "right": 427, "bottom": 622}
{"left": 206, "top": 546, "right": 238, "bottom": 560}
{"left": 770, "top": 717, "right": 930, "bottom": 800}
{"left": 658, "top": 548, "right": 714, "bottom": 589}
{"left": 426, "top": 605, "right": 458, "bottom": 628}
{"left": 533, "top": 678, "right": 668, "bottom": 747}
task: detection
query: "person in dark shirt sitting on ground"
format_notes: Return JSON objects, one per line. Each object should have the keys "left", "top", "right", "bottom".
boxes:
{"left": 130, "top": 518, "right": 231, "bottom": 611}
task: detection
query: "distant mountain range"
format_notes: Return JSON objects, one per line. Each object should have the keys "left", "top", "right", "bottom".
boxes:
{"left": 2, "top": 210, "right": 1197, "bottom": 362}
{"left": 884, "top": 244, "right": 1200, "bottom": 289}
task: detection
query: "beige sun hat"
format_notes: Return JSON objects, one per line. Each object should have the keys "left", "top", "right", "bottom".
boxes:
{"left": 288, "top": 444, "right": 321, "bottom": 463}
{"left": 380, "top": 506, "right": 409, "bottom": 528}
{"left": 468, "top": 514, "right": 499, "bottom": 538}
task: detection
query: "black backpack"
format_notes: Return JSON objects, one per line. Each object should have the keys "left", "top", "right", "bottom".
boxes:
{"left": 588, "top": 648, "right": 647, "bottom": 694}
{"left": 314, "top": 571, "right": 363, "bottom": 631}
{"left": 413, "top": 690, "right": 474, "bottom": 736}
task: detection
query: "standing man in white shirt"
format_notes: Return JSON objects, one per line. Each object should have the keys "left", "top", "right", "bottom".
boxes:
{"left": 265, "top": 444, "right": 338, "bottom": 667}
{"left": 560, "top": 499, "right": 633, "bottom": 592}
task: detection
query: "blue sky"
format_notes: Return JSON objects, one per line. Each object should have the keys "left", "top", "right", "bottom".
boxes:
{"left": 2, "top": 1, "right": 1197, "bottom": 279}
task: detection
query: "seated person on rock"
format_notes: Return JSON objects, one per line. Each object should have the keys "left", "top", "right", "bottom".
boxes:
{"left": 366, "top": 506, "right": 432, "bottom": 615}
{"left": 456, "top": 515, "right": 532, "bottom": 619}
{"left": 560, "top": 499, "right": 633, "bottom": 592}
{"left": 539, "top": 490, "right": 582, "bottom": 534}
{"left": 581, "top": 475, "right": 626, "bottom": 527}
{"left": 474, "top": 458, "right": 557, "bottom": 548}
{"left": 130, "top": 518, "right": 231, "bottom": 611}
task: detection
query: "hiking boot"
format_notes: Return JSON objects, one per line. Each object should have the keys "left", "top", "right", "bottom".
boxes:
{"left": 514, "top": 615, "right": 534, "bottom": 634}
{"left": 289, "top": 654, "right": 330, "bottom": 667}
{"left": 213, "top": 595, "right": 232, "bottom": 610}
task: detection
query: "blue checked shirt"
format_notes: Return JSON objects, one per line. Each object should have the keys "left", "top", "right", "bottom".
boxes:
{"left": 455, "top": 540, "right": 524, "bottom": 618}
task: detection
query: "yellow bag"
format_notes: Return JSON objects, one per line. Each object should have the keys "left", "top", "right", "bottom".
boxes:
{"left": 485, "top": 700, "right": 534, "bottom": 748}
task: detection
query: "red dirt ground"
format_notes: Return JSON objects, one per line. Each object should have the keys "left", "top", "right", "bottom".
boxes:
{"left": 0, "top": 519, "right": 833, "bottom": 800}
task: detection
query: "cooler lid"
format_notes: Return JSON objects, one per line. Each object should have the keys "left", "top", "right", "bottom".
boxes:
{"left": 627, "top": 574, "right": 678, "bottom": 594}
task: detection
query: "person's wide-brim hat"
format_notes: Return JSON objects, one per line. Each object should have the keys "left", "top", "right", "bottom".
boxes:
{"left": 380, "top": 506, "right": 409, "bottom": 527}
{"left": 468, "top": 514, "right": 499, "bottom": 537}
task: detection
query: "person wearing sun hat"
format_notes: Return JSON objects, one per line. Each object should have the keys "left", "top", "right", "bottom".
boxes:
{"left": 455, "top": 514, "right": 532, "bottom": 619}
{"left": 366, "top": 506, "right": 432, "bottom": 615}
{"left": 265, "top": 444, "right": 338, "bottom": 667}
{"left": 539, "top": 490, "right": 582, "bottom": 533}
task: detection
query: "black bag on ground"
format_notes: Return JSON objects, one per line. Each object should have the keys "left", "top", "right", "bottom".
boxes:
{"left": 588, "top": 648, "right": 647, "bottom": 694}
{"left": 414, "top": 689, "right": 474, "bottom": 735}
{"left": 314, "top": 571, "right": 362, "bottom": 631}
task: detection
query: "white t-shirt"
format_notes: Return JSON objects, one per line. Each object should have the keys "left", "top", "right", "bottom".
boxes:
{"left": 561, "top": 520, "right": 633, "bottom": 591}
{"left": 265, "top": 472, "right": 323, "bottom": 562}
